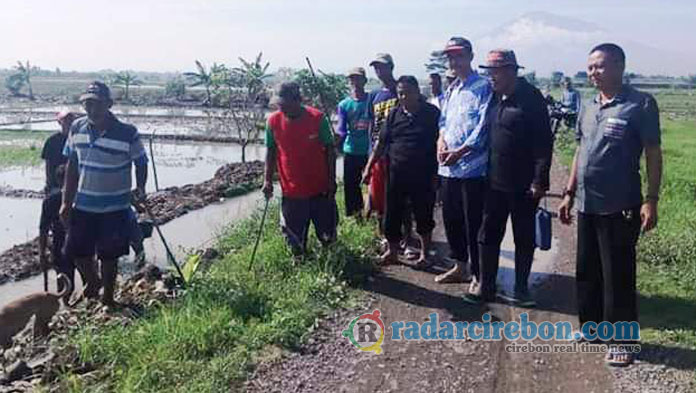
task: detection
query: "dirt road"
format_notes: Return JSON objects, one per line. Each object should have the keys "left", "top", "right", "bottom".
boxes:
{"left": 246, "top": 159, "right": 695, "bottom": 393}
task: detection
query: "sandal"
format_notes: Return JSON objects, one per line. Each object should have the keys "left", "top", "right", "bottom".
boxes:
{"left": 435, "top": 267, "right": 468, "bottom": 283}
{"left": 411, "top": 257, "right": 433, "bottom": 271}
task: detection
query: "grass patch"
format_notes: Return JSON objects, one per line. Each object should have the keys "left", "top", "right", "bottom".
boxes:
{"left": 57, "top": 194, "right": 377, "bottom": 392}
{"left": 0, "top": 130, "right": 49, "bottom": 167}
{"left": 554, "top": 113, "right": 696, "bottom": 351}
{"left": 635, "top": 119, "right": 696, "bottom": 350}
{"left": 0, "top": 143, "right": 43, "bottom": 167}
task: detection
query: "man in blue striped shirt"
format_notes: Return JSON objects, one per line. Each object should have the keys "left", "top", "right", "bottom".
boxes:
{"left": 435, "top": 37, "right": 492, "bottom": 289}
{"left": 60, "top": 81, "right": 148, "bottom": 306}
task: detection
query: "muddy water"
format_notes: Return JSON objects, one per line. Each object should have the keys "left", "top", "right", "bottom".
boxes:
{"left": 0, "top": 198, "right": 42, "bottom": 253}
{"left": 0, "top": 159, "right": 344, "bottom": 308}
{"left": 0, "top": 141, "right": 266, "bottom": 191}
{"left": 0, "top": 191, "right": 265, "bottom": 309}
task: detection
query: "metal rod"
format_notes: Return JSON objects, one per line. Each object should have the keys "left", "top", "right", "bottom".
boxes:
{"left": 248, "top": 197, "right": 271, "bottom": 271}
{"left": 149, "top": 128, "right": 160, "bottom": 191}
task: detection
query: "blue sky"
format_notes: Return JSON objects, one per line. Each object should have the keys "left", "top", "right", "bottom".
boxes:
{"left": 1, "top": 0, "right": 694, "bottom": 76}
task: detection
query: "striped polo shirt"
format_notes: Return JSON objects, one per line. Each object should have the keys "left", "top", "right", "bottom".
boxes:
{"left": 63, "top": 113, "right": 148, "bottom": 213}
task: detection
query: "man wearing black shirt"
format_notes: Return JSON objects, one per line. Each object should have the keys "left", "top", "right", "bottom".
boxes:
{"left": 41, "top": 111, "right": 76, "bottom": 193}
{"left": 363, "top": 76, "right": 440, "bottom": 267}
{"left": 464, "top": 50, "right": 553, "bottom": 306}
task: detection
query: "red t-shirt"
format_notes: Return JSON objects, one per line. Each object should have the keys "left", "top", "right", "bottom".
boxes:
{"left": 266, "top": 106, "right": 333, "bottom": 198}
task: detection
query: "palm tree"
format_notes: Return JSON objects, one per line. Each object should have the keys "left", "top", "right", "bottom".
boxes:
{"left": 113, "top": 71, "right": 143, "bottom": 101}
{"left": 184, "top": 60, "right": 220, "bottom": 106}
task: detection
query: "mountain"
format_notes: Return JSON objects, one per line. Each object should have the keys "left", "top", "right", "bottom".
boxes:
{"left": 474, "top": 11, "right": 692, "bottom": 77}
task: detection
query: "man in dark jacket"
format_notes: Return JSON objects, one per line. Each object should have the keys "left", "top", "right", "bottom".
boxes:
{"left": 362, "top": 76, "right": 440, "bottom": 267}
{"left": 464, "top": 49, "right": 553, "bottom": 306}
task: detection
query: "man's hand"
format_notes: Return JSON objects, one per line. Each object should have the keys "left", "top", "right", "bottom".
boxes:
{"left": 530, "top": 184, "right": 546, "bottom": 200}
{"left": 640, "top": 200, "right": 658, "bottom": 233}
{"left": 132, "top": 187, "right": 146, "bottom": 203}
{"left": 437, "top": 138, "right": 447, "bottom": 164}
{"left": 361, "top": 167, "right": 372, "bottom": 185}
{"left": 442, "top": 146, "right": 471, "bottom": 167}
{"left": 558, "top": 195, "right": 574, "bottom": 225}
{"left": 262, "top": 181, "right": 273, "bottom": 200}
{"left": 59, "top": 203, "right": 71, "bottom": 227}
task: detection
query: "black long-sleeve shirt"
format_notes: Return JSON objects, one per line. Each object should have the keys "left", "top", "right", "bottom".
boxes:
{"left": 488, "top": 77, "right": 553, "bottom": 193}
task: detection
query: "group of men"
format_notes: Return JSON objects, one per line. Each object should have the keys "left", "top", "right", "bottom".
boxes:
{"left": 39, "top": 82, "right": 148, "bottom": 307}
{"left": 36, "top": 37, "right": 661, "bottom": 367}
{"left": 264, "top": 38, "right": 662, "bottom": 367}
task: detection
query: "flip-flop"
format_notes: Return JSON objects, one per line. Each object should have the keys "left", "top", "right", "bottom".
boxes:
{"left": 411, "top": 258, "right": 433, "bottom": 271}
{"left": 435, "top": 270, "right": 466, "bottom": 283}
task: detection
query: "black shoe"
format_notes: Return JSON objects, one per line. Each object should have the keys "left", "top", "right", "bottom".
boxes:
{"left": 499, "top": 291, "right": 536, "bottom": 308}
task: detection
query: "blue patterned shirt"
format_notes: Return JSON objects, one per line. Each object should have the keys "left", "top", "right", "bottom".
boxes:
{"left": 437, "top": 72, "right": 492, "bottom": 179}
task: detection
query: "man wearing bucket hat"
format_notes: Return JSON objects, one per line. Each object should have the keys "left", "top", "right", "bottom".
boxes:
{"left": 463, "top": 50, "right": 553, "bottom": 306}
{"left": 435, "top": 37, "right": 493, "bottom": 289}
{"left": 60, "top": 81, "right": 148, "bottom": 307}
{"left": 337, "top": 67, "right": 371, "bottom": 217}
{"left": 263, "top": 82, "right": 338, "bottom": 256}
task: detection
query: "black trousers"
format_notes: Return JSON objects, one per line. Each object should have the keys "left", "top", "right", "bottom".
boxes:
{"left": 343, "top": 154, "right": 368, "bottom": 216}
{"left": 576, "top": 208, "right": 640, "bottom": 341}
{"left": 441, "top": 176, "right": 486, "bottom": 278}
{"left": 478, "top": 189, "right": 538, "bottom": 296}
{"left": 384, "top": 169, "right": 435, "bottom": 243}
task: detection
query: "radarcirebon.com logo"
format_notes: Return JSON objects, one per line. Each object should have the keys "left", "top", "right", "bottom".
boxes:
{"left": 341, "top": 310, "right": 385, "bottom": 355}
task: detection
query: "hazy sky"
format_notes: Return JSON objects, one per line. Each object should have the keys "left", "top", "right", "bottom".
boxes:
{"left": 2, "top": 0, "right": 695, "bottom": 77}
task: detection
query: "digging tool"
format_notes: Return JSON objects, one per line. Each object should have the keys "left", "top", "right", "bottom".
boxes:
{"left": 132, "top": 196, "right": 186, "bottom": 285}
{"left": 149, "top": 128, "right": 160, "bottom": 191}
{"left": 248, "top": 196, "right": 271, "bottom": 272}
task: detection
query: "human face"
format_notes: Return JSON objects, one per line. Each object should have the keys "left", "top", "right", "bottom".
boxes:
{"left": 278, "top": 97, "right": 303, "bottom": 119}
{"left": 372, "top": 63, "right": 393, "bottom": 84}
{"left": 397, "top": 82, "right": 420, "bottom": 111}
{"left": 348, "top": 75, "right": 366, "bottom": 94}
{"left": 487, "top": 66, "right": 517, "bottom": 94}
{"left": 57, "top": 115, "right": 74, "bottom": 135}
{"left": 446, "top": 50, "right": 473, "bottom": 74}
{"left": 588, "top": 50, "right": 624, "bottom": 92}
{"left": 82, "top": 99, "right": 111, "bottom": 125}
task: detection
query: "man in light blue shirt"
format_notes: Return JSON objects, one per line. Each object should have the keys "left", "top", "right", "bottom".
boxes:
{"left": 435, "top": 37, "right": 492, "bottom": 290}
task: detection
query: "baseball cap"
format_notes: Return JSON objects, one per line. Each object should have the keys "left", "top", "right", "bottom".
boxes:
{"left": 479, "top": 49, "right": 525, "bottom": 69}
{"left": 369, "top": 53, "right": 394, "bottom": 67}
{"left": 347, "top": 67, "right": 367, "bottom": 78}
{"left": 443, "top": 37, "right": 472, "bottom": 54}
{"left": 79, "top": 81, "right": 112, "bottom": 102}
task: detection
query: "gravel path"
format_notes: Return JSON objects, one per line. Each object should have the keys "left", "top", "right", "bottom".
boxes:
{"left": 245, "top": 158, "right": 696, "bottom": 393}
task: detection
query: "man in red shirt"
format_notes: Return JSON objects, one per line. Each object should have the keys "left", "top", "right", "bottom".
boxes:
{"left": 263, "top": 82, "right": 338, "bottom": 256}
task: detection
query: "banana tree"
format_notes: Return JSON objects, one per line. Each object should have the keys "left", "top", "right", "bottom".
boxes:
{"left": 113, "top": 71, "right": 143, "bottom": 101}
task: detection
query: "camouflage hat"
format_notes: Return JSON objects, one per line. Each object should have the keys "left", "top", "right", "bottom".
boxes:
{"left": 369, "top": 53, "right": 394, "bottom": 67}
{"left": 347, "top": 67, "right": 367, "bottom": 78}
{"left": 479, "top": 49, "right": 524, "bottom": 69}
{"left": 79, "top": 81, "right": 112, "bottom": 102}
